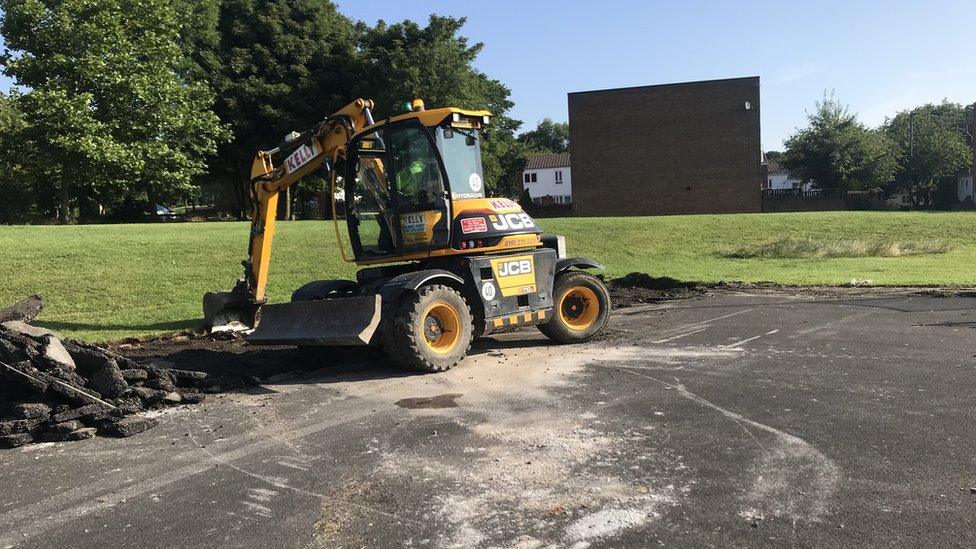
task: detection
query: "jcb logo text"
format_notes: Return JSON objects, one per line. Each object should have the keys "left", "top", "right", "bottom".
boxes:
{"left": 491, "top": 213, "right": 535, "bottom": 231}
{"left": 498, "top": 259, "right": 532, "bottom": 277}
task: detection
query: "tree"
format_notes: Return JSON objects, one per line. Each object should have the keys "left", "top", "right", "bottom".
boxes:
{"left": 0, "top": 0, "right": 226, "bottom": 222}
{"left": 207, "top": 0, "right": 359, "bottom": 218}
{"left": 487, "top": 132, "right": 530, "bottom": 198}
{"left": 782, "top": 94, "right": 898, "bottom": 191}
{"left": 0, "top": 91, "right": 35, "bottom": 222}
{"left": 357, "top": 15, "right": 521, "bottom": 196}
{"left": 0, "top": 90, "right": 17, "bottom": 130}
{"left": 518, "top": 118, "right": 569, "bottom": 153}
{"left": 883, "top": 102, "right": 973, "bottom": 206}
{"left": 173, "top": 0, "right": 222, "bottom": 81}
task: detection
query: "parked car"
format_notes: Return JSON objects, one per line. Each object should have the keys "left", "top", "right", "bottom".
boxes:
{"left": 151, "top": 204, "right": 182, "bottom": 221}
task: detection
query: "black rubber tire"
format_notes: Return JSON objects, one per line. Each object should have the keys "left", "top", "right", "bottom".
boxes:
{"left": 383, "top": 284, "right": 473, "bottom": 372}
{"left": 538, "top": 270, "right": 611, "bottom": 343}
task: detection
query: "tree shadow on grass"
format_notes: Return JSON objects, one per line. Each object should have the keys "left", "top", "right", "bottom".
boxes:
{"left": 33, "top": 318, "right": 201, "bottom": 334}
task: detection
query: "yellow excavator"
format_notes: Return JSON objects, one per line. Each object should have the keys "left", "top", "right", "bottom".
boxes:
{"left": 204, "top": 98, "right": 610, "bottom": 371}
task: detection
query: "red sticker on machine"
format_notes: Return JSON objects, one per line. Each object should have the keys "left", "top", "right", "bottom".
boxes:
{"left": 489, "top": 198, "right": 518, "bottom": 210}
{"left": 460, "top": 217, "right": 488, "bottom": 234}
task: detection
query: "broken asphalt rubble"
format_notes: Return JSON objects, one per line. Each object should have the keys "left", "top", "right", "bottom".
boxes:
{"left": 0, "top": 295, "right": 213, "bottom": 448}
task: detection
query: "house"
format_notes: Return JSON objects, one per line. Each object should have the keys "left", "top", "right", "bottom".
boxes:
{"left": 523, "top": 152, "right": 572, "bottom": 204}
{"left": 958, "top": 172, "right": 974, "bottom": 204}
{"left": 885, "top": 192, "right": 913, "bottom": 210}
{"left": 763, "top": 157, "right": 810, "bottom": 190}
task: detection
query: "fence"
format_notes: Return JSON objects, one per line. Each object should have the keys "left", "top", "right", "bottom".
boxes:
{"left": 761, "top": 188, "right": 846, "bottom": 200}
{"left": 760, "top": 188, "right": 886, "bottom": 212}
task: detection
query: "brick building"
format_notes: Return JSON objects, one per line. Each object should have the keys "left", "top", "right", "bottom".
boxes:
{"left": 568, "top": 77, "right": 763, "bottom": 216}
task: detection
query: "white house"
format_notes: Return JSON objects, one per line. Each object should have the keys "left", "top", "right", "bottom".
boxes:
{"left": 764, "top": 158, "right": 810, "bottom": 190}
{"left": 958, "top": 172, "right": 974, "bottom": 203}
{"left": 522, "top": 152, "right": 571, "bottom": 204}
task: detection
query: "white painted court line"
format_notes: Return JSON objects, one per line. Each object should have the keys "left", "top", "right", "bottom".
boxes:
{"left": 790, "top": 310, "right": 875, "bottom": 338}
{"left": 652, "top": 328, "right": 709, "bottom": 344}
{"left": 722, "top": 334, "right": 764, "bottom": 348}
{"left": 657, "top": 308, "right": 755, "bottom": 336}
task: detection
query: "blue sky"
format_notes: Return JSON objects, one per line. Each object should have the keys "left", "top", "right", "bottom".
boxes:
{"left": 3, "top": 1, "right": 973, "bottom": 150}
{"left": 336, "top": 0, "right": 976, "bottom": 150}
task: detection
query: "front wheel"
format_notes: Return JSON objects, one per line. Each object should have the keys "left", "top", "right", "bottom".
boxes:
{"left": 383, "top": 284, "right": 473, "bottom": 372}
{"left": 538, "top": 271, "right": 611, "bottom": 343}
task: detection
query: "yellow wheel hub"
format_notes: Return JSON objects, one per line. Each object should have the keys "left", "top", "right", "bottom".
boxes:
{"left": 558, "top": 286, "right": 600, "bottom": 330}
{"left": 422, "top": 302, "right": 461, "bottom": 353}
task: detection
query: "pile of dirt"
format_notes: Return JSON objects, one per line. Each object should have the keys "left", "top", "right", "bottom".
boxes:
{"left": 607, "top": 273, "right": 707, "bottom": 308}
{"left": 0, "top": 296, "right": 216, "bottom": 448}
{"left": 114, "top": 334, "right": 351, "bottom": 382}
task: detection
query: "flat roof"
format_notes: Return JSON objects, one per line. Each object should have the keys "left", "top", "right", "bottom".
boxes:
{"left": 568, "top": 76, "right": 760, "bottom": 97}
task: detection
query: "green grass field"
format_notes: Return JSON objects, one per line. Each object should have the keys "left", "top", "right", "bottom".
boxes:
{"left": 2, "top": 211, "right": 974, "bottom": 342}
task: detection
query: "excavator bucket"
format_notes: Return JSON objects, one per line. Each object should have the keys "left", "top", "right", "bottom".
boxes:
{"left": 247, "top": 295, "right": 382, "bottom": 346}
{"left": 203, "top": 290, "right": 255, "bottom": 333}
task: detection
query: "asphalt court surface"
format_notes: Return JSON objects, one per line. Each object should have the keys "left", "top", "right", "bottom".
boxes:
{"left": 2, "top": 289, "right": 974, "bottom": 547}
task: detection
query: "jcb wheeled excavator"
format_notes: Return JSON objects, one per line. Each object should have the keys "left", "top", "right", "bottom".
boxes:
{"left": 204, "top": 98, "right": 610, "bottom": 371}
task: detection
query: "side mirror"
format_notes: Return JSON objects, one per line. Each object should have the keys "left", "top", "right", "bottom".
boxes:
{"left": 320, "top": 157, "right": 333, "bottom": 180}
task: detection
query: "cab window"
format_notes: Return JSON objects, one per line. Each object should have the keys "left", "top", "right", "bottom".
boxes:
{"left": 387, "top": 125, "right": 446, "bottom": 211}
{"left": 436, "top": 127, "right": 485, "bottom": 199}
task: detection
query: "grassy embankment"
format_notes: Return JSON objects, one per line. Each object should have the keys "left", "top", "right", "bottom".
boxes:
{"left": 1, "top": 211, "right": 973, "bottom": 341}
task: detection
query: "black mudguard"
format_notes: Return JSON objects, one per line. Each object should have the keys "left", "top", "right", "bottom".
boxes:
{"left": 377, "top": 269, "right": 464, "bottom": 303}
{"left": 291, "top": 279, "right": 357, "bottom": 302}
{"left": 555, "top": 258, "right": 604, "bottom": 273}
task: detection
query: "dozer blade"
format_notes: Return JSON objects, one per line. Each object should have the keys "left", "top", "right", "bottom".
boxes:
{"left": 247, "top": 295, "right": 382, "bottom": 346}
{"left": 203, "top": 290, "right": 255, "bottom": 333}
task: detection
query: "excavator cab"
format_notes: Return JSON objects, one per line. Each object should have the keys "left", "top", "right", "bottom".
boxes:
{"left": 344, "top": 121, "right": 454, "bottom": 259}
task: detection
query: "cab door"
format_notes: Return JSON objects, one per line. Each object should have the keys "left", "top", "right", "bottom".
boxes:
{"left": 345, "top": 131, "right": 397, "bottom": 260}
{"left": 384, "top": 122, "right": 452, "bottom": 254}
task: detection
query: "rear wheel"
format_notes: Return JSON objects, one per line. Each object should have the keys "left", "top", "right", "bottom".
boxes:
{"left": 538, "top": 271, "right": 610, "bottom": 343}
{"left": 384, "top": 284, "right": 473, "bottom": 372}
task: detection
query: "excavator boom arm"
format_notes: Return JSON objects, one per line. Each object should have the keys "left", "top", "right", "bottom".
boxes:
{"left": 245, "top": 98, "right": 375, "bottom": 302}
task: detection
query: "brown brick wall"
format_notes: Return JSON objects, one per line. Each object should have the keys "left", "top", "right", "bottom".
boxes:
{"left": 568, "top": 77, "right": 763, "bottom": 217}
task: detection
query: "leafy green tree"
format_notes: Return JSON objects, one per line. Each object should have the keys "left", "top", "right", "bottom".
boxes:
{"left": 783, "top": 94, "right": 898, "bottom": 191}
{"left": 357, "top": 15, "right": 520, "bottom": 196}
{"left": 0, "top": 91, "right": 35, "bottom": 222}
{"left": 174, "top": 0, "right": 222, "bottom": 80}
{"left": 883, "top": 102, "right": 973, "bottom": 206}
{"left": 208, "top": 0, "right": 359, "bottom": 218}
{"left": 0, "top": 90, "right": 17, "bottom": 130}
{"left": 487, "top": 131, "right": 531, "bottom": 198}
{"left": 0, "top": 0, "right": 226, "bottom": 222}
{"left": 518, "top": 118, "right": 569, "bottom": 153}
